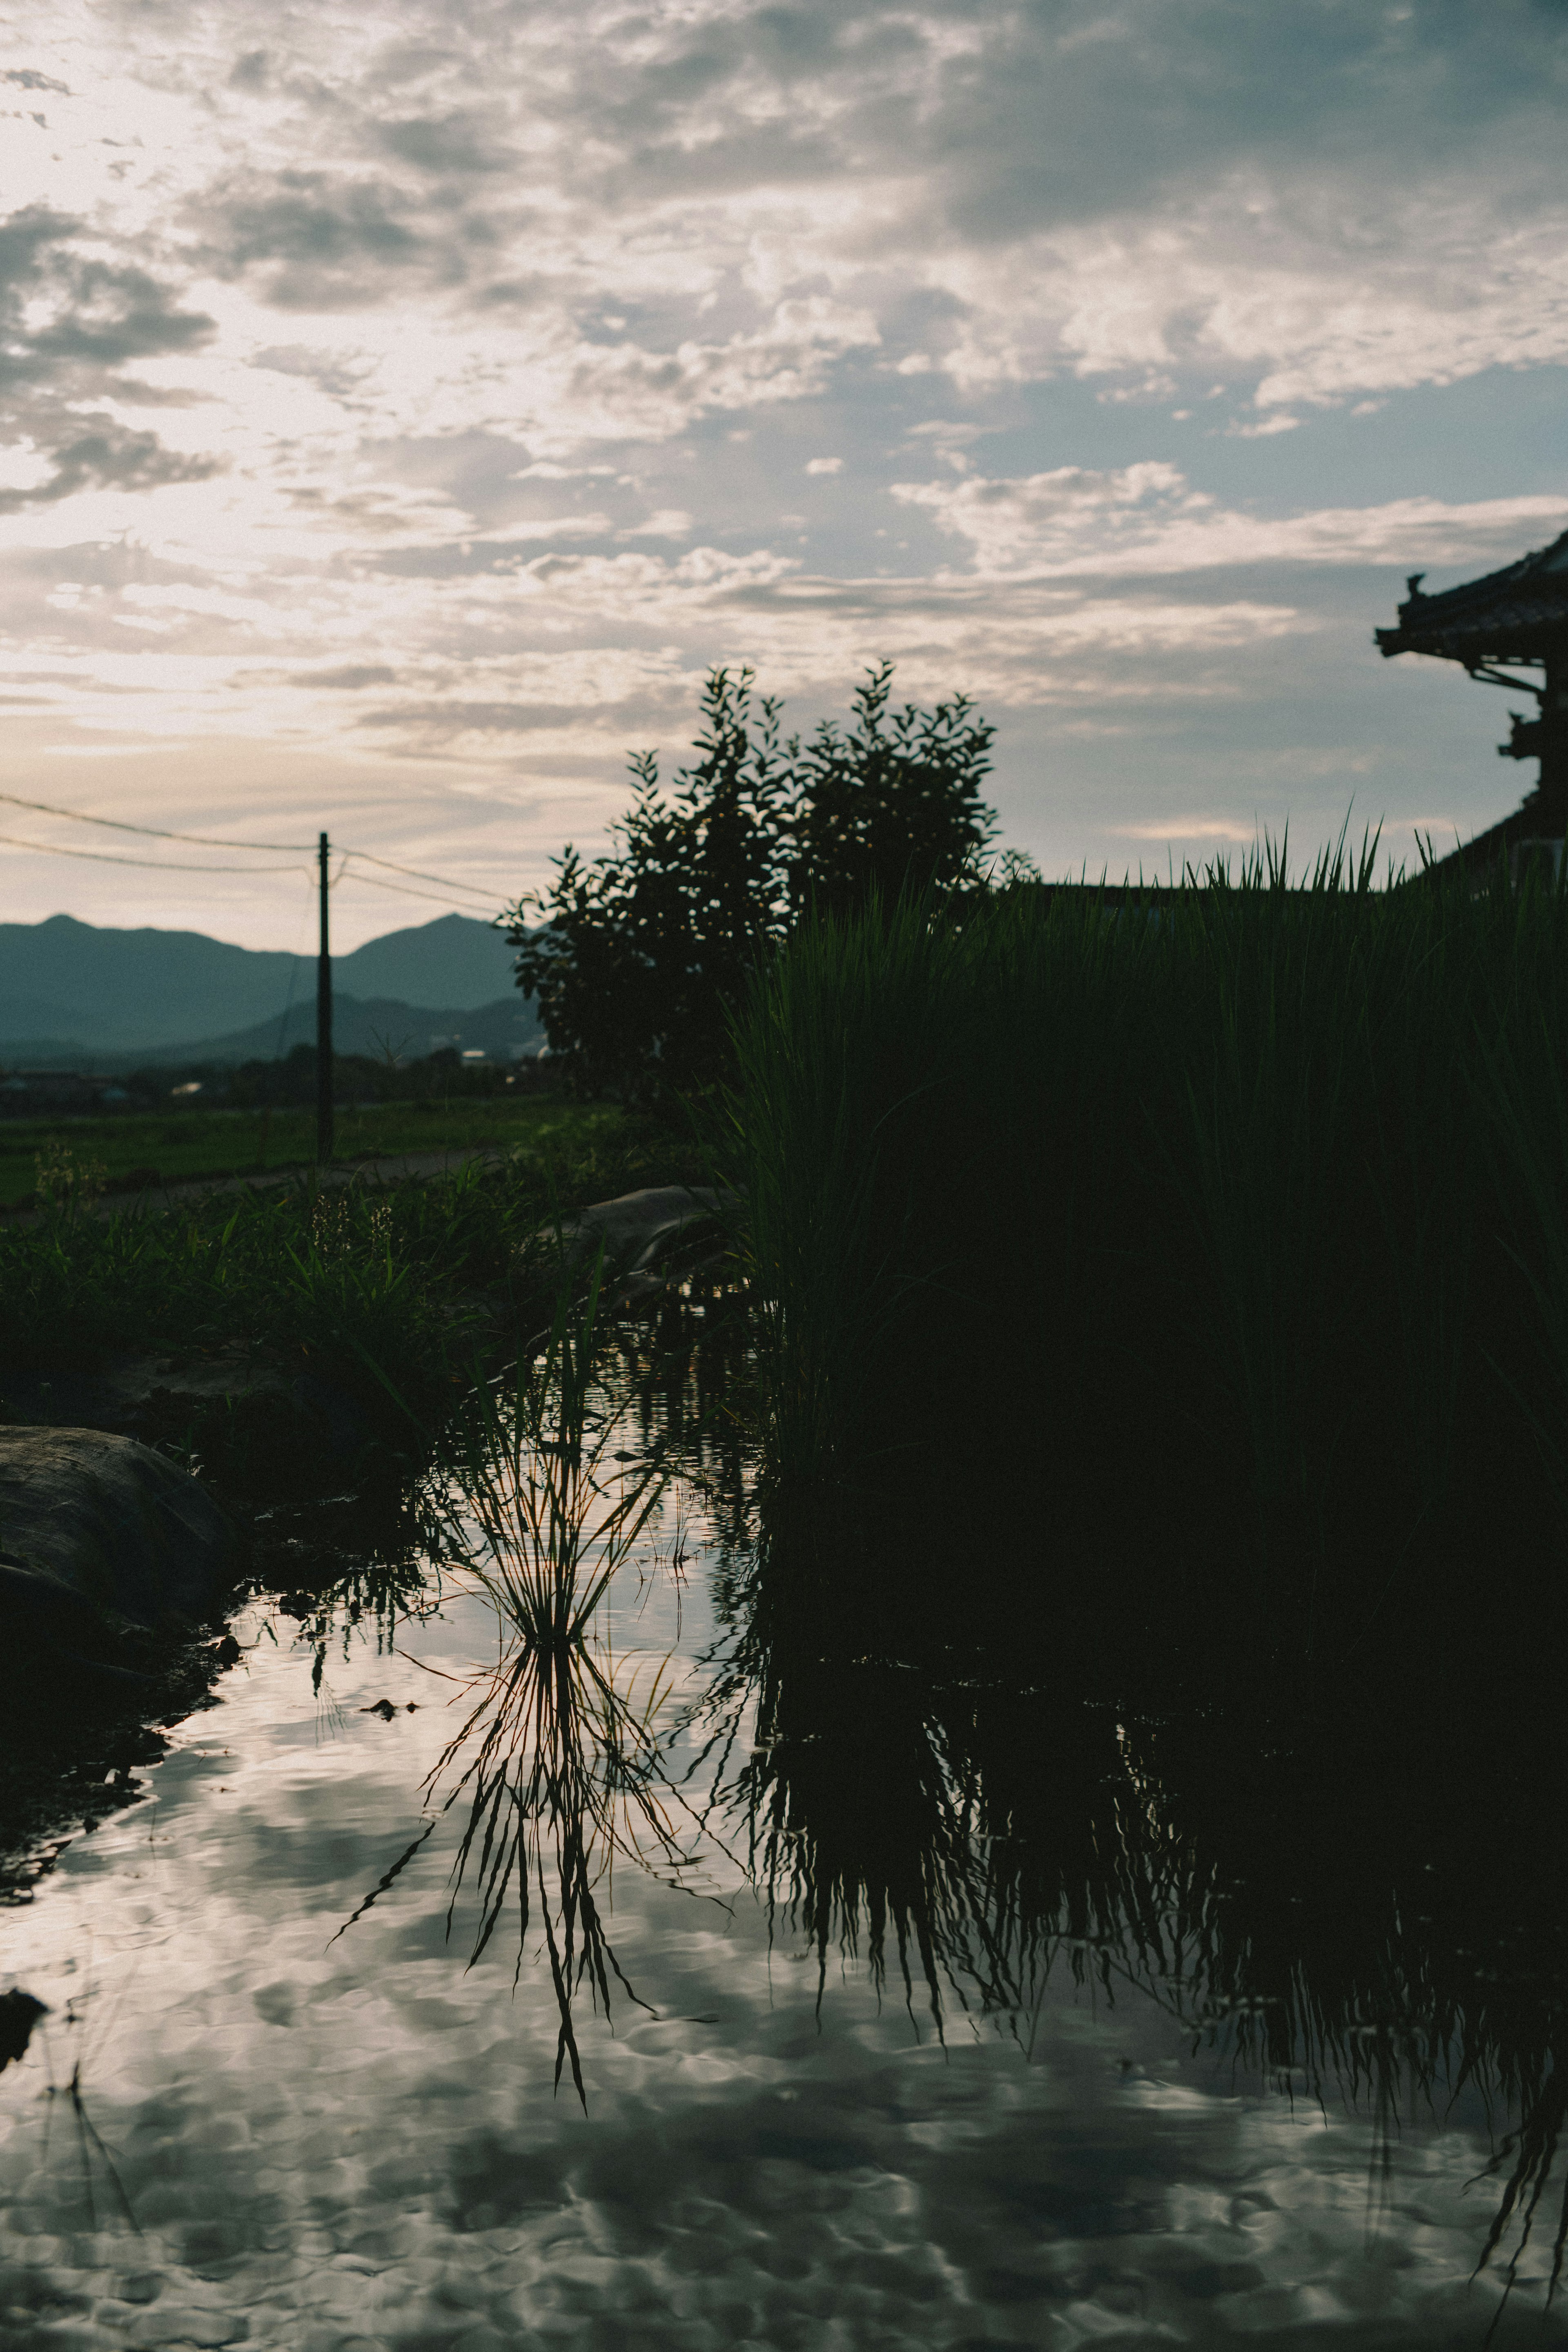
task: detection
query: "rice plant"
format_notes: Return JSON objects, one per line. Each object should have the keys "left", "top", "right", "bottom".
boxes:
{"left": 717, "top": 847, "right": 1568, "bottom": 1684}
{"left": 717, "top": 895, "right": 967, "bottom": 1488}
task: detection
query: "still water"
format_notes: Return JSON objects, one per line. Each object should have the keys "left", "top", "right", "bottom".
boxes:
{"left": 0, "top": 1431, "right": 1563, "bottom": 2350}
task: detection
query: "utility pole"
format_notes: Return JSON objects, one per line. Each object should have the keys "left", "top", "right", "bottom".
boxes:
{"left": 316, "top": 830, "right": 333, "bottom": 1165}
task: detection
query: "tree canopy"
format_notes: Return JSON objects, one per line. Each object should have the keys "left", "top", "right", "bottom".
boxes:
{"left": 502, "top": 663, "right": 998, "bottom": 1099}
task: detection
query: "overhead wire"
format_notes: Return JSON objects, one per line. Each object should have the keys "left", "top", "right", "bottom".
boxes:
{"left": 344, "top": 847, "right": 503, "bottom": 895}
{"left": 0, "top": 789, "right": 314, "bottom": 853}
{"left": 0, "top": 787, "right": 505, "bottom": 909}
{"left": 0, "top": 832, "right": 306, "bottom": 874}
{"left": 272, "top": 871, "right": 318, "bottom": 1058}
{"left": 338, "top": 863, "right": 502, "bottom": 917}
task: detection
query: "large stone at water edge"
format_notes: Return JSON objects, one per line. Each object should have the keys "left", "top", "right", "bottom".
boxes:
{"left": 550, "top": 1185, "right": 737, "bottom": 1275}
{"left": 0, "top": 1427, "right": 232, "bottom": 1637}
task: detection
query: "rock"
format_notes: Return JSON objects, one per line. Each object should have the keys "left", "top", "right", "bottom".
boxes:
{"left": 0, "top": 1427, "right": 234, "bottom": 1639}
{"left": 548, "top": 1185, "right": 739, "bottom": 1278}
{"left": 0, "top": 1990, "right": 46, "bottom": 2072}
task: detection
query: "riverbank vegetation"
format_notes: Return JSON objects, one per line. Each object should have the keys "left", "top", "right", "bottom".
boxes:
{"left": 719, "top": 840, "right": 1568, "bottom": 1704}
{"left": 7, "top": 653, "right": 1568, "bottom": 1706}
{"left": 0, "top": 1110, "right": 706, "bottom": 1452}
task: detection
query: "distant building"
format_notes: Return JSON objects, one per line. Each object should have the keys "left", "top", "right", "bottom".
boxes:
{"left": 1376, "top": 526, "right": 1568, "bottom": 882}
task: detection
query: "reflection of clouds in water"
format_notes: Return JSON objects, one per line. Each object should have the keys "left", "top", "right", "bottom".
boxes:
{"left": 0, "top": 1586, "right": 1555, "bottom": 2345}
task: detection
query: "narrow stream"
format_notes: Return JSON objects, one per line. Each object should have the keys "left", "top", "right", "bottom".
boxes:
{"left": 1, "top": 1384, "right": 1563, "bottom": 2350}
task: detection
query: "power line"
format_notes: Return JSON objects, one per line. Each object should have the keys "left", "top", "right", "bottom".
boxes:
{"left": 338, "top": 864, "right": 503, "bottom": 917}
{"left": 0, "top": 786, "right": 506, "bottom": 905}
{"left": 346, "top": 847, "right": 503, "bottom": 895}
{"left": 0, "top": 789, "right": 314, "bottom": 853}
{"left": 0, "top": 831, "right": 306, "bottom": 874}
{"left": 0, "top": 825, "right": 497, "bottom": 908}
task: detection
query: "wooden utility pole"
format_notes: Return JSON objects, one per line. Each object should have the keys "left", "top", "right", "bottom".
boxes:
{"left": 316, "top": 830, "right": 333, "bottom": 1165}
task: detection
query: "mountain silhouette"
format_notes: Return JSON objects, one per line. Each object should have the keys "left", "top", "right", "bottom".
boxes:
{"left": 0, "top": 912, "right": 530, "bottom": 1064}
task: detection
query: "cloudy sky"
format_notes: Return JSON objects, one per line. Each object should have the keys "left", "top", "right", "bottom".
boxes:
{"left": 0, "top": 0, "right": 1564, "bottom": 949}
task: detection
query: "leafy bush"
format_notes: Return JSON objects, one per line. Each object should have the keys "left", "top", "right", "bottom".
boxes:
{"left": 504, "top": 663, "right": 996, "bottom": 1101}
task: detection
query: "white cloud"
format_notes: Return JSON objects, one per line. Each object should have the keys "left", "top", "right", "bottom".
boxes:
{"left": 892, "top": 466, "right": 1568, "bottom": 580}
{"left": 1116, "top": 815, "right": 1265, "bottom": 843}
{"left": 621, "top": 509, "right": 694, "bottom": 539}
{"left": 0, "top": 0, "right": 1559, "bottom": 937}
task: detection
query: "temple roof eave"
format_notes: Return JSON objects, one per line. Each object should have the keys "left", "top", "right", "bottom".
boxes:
{"left": 1377, "top": 525, "right": 1568, "bottom": 664}
{"left": 1375, "top": 620, "right": 1568, "bottom": 664}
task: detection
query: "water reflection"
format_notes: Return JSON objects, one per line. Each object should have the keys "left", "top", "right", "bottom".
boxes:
{"left": 7, "top": 1296, "right": 1564, "bottom": 2345}
{"left": 425, "top": 1617, "right": 699, "bottom": 2103}
{"left": 686, "top": 1512, "right": 1568, "bottom": 2332}
{"left": 342, "top": 1272, "right": 720, "bottom": 2103}
{"left": 313, "top": 1296, "right": 1568, "bottom": 2335}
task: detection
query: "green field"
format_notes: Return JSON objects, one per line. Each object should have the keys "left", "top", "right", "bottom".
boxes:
{"left": 0, "top": 1096, "right": 621, "bottom": 1210}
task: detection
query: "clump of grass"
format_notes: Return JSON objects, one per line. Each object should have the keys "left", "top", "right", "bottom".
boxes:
{"left": 718, "top": 846, "right": 1568, "bottom": 1687}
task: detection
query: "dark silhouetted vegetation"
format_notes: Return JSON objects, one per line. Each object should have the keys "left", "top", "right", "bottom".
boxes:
{"left": 717, "top": 840, "right": 1568, "bottom": 1705}
{"left": 504, "top": 662, "right": 997, "bottom": 1100}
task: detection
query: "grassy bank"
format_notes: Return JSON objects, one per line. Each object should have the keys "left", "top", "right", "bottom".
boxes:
{"left": 0, "top": 1109, "right": 706, "bottom": 1468}
{"left": 720, "top": 849, "right": 1568, "bottom": 1693}
{"left": 0, "top": 1093, "right": 597, "bottom": 1209}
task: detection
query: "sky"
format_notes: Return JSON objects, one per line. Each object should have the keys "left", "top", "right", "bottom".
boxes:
{"left": 0, "top": 0, "right": 1564, "bottom": 951}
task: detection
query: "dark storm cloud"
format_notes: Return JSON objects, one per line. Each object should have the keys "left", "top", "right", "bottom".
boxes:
{"left": 0, "top": 207, "right": 214, "bottom": 390}
{"left": 0, "top": 416, "right": 221, "bottom": 512}
{"left": 0, "top": 205, "right": 218, "bottom": 512}
{"left": 197, "top": 172, "right": 448, "bottom": 307}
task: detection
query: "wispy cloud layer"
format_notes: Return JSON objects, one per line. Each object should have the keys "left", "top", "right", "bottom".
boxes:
{"left": 0, "top": 0, "right": 1562, "bottom": 938}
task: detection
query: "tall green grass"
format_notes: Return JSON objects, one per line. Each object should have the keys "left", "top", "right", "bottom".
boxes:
{"left": 0, "top": 1111, "right": 708, "bottom": 1397}
{"left": 719, "top": 850, "right": 1568, "bottom": 1682}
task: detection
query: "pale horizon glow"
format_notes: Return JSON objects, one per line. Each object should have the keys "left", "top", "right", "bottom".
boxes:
{"left": 0, "top": 1, "right": 1563, "bottom": 949}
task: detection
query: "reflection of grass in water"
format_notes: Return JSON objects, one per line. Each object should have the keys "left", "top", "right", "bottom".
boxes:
{"left": 695, "top": 1632, "right": 1144, "bottom": 2047}
{"left": 425, "top": 1250, "right": 698, "bottom": 2103}
{"left": 432, "top": 1610, "right": 686, "bottom": 2103}
{"left": 688, "top": 1509, "right": 1568, "bottom": 2330}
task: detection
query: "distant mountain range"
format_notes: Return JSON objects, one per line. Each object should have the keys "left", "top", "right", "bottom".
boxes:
{"left": 0, "top": 912, "right": 541, "bottom": 1069}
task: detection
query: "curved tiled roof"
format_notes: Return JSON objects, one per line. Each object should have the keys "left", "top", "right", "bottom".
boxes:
{"left": 1376, "top": 526, "right": 1568, "bottom": 663}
